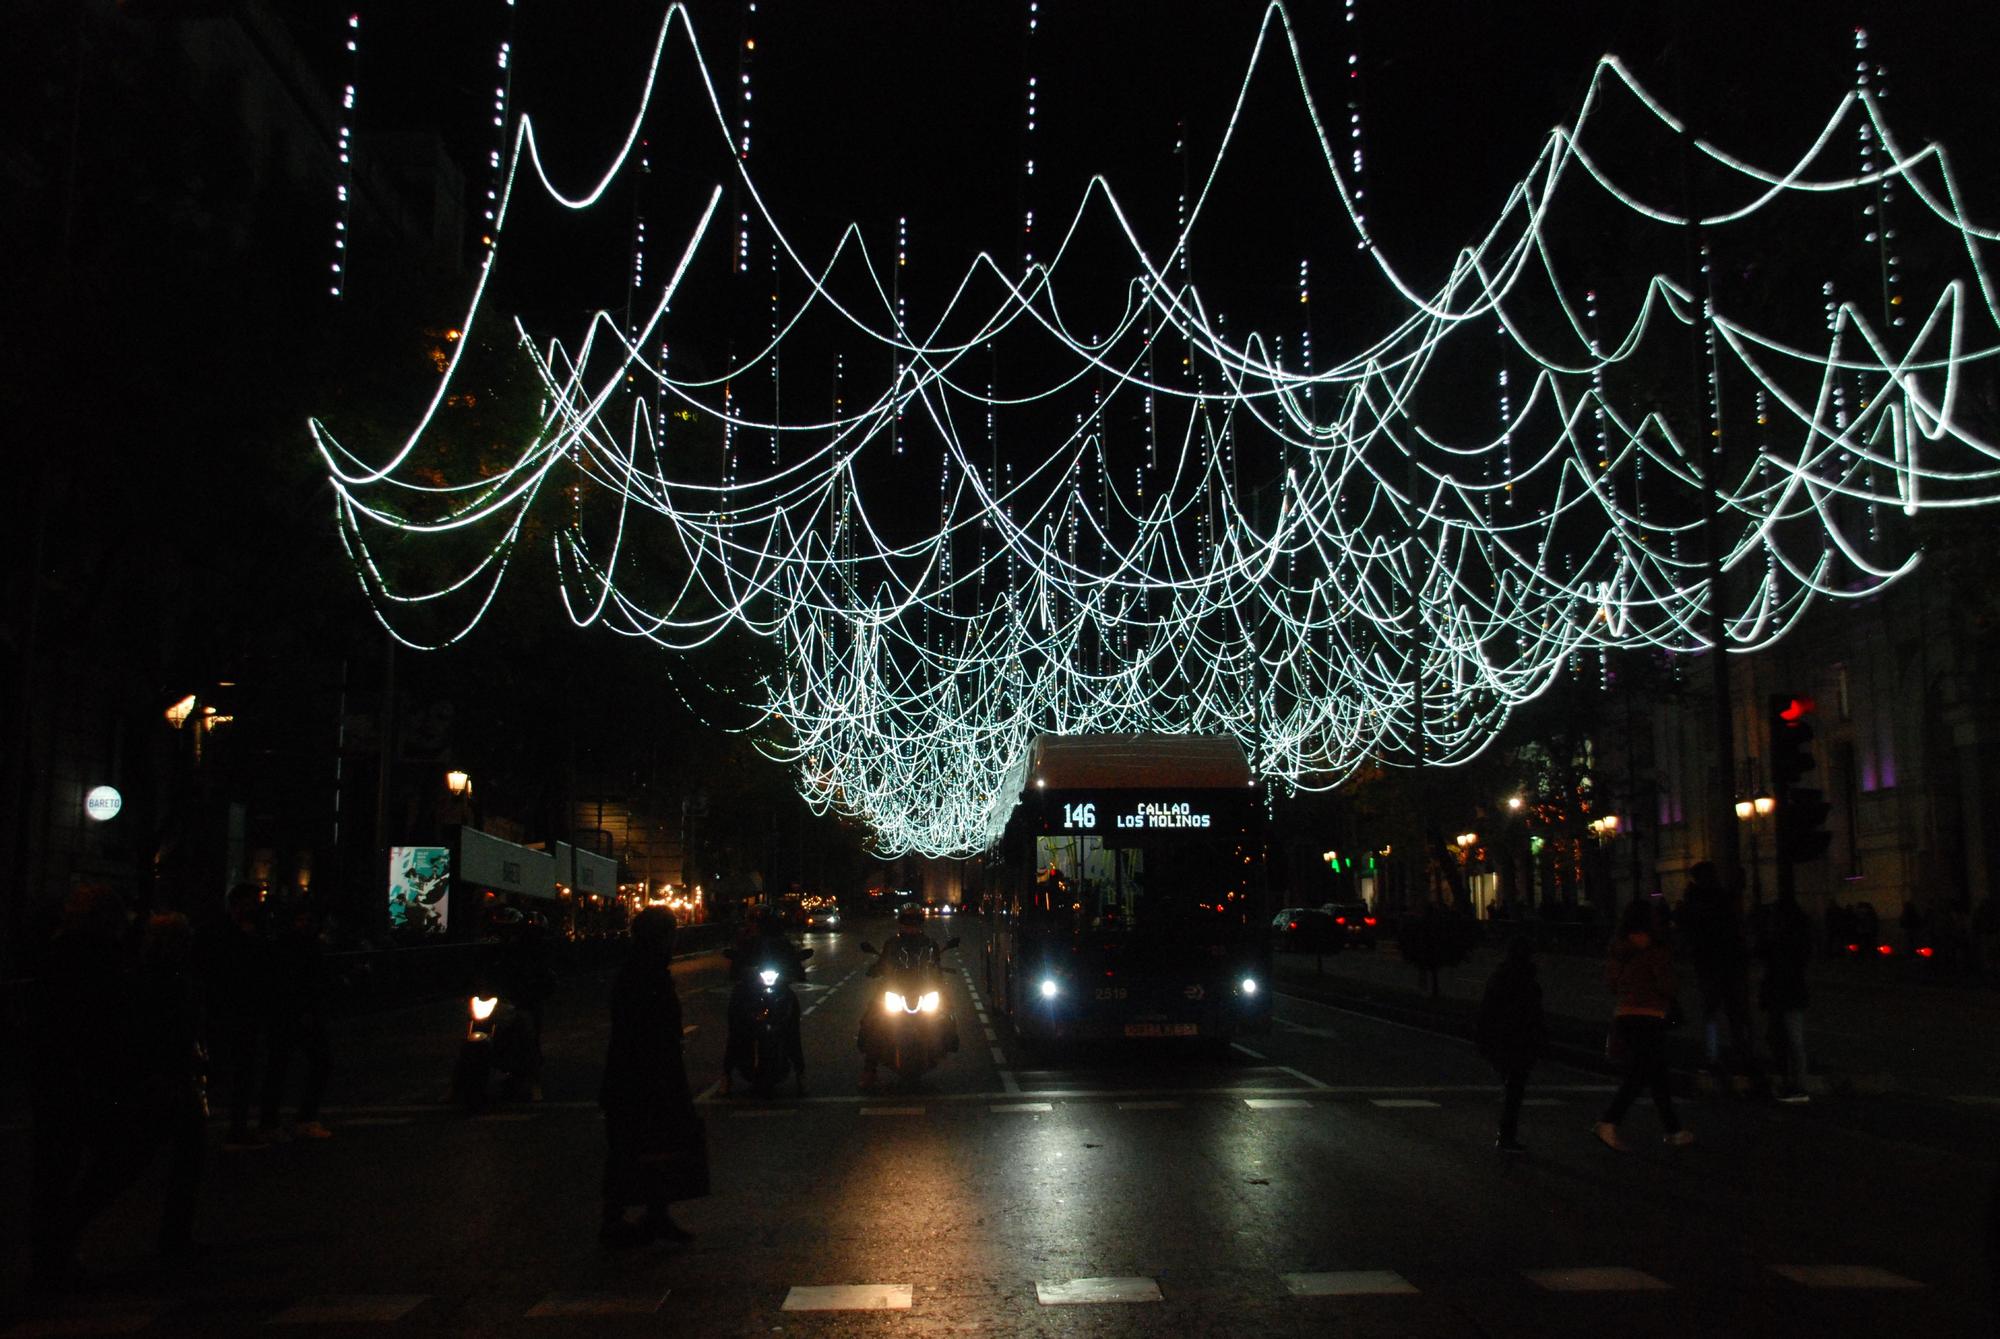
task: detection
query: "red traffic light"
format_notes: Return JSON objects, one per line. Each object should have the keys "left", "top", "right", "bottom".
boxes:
{"left": 1778, "top": 696, "right": 1815, "bottom": 722}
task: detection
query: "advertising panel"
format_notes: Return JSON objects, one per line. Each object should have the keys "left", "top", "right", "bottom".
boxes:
{"left": 458, "top": 827, "right": 557, "bottom": 900}
{"left": 388, "top": 845, "right": 451, "bottom": 937}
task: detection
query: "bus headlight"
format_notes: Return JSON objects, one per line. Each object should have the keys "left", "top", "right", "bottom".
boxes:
{"left": 1240, "top": 977, "right": 1259, "bottom": 996}
{"left": 919, "top": 991, "right": 941, "bottom": 1013}
{"left": 884, "top": 991, "right": 907, "bottom": 1014}
{"left": 1039, "top": 978, "right": 1060, "bottom": 1000}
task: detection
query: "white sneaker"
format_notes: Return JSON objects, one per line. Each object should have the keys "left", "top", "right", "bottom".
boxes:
{"left": 1663, "top": 1129, "right": 1696, "bottom": 1147}
{"left": 1592, "top": 1121, "right": 1626, "bottom": 1152}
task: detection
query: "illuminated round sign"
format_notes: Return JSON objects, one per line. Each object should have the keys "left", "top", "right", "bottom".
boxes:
{"left": 84, "top": 785, "right": 123, "bottom": 821}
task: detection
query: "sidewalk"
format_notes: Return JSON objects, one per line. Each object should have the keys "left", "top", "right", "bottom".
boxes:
{"left": 1270, "top": 938, "right": 2000, "bottom": 1099}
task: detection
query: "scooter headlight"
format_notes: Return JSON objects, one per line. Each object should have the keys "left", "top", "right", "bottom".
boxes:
{"left": 1039, "top": 978, "right": 1060, "bottom": 1000}
{"left": 919, "top": 990, "right": 941, "bottom": 1013}
{"left": 758, "top": 968, "right": 780, "bottom": 987}
{"left": 884, "top": 991, "right": 908, "bottom": 1014}
{"left": 1240, "top": 977, "right": 1259, "bottom": 996}
{"left": 470, "top": 995, "right": 498, "bottom": 1022}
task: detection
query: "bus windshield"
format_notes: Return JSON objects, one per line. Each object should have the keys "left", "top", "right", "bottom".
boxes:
{"left": 1031, "top": 832, "right": 1258, "bottom": 937}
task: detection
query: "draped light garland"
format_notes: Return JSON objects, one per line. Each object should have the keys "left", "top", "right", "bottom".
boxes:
{"left": 311, "top": 4, "right": 2000, "bottom": 855}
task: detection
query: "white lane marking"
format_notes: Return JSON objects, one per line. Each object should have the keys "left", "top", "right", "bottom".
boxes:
{"left": 781, "top": 1285, "right": 912, "bottom": 1312}
{"left": 991, "top": 1103, "right": 1053, "bottom": 1113}
{"left": 1282, "top": 1270, "right": 1418, "bottom": 1296}
{"left": 1769, "top": 1266, "right": 1923, "bottom": 1289}
{"left": 1274, "top": 1063, "right": 1332, "bottom": 1092}
{"left": 1230, "top": 1043, "right": 1269, "bottom": 1060}
{"left": 1117, "top": 1100, "right": 1182, "bottom": 1111}
{"left": 990, "top": 1046, "right": 1008, "bottom": 1065}
{"left": 1000, "top": 1069, "right": 1022, "bottom": 1095}
{"left": 859, "top": 1107, "right": 925, "bottom": 1117}
{"left": 984, "top": 1028, "right": 999, "bottom": 1042}
{"left": 523, "top": 1294, "right": 668, "bottom": 1317}
{"left": 1244, "top": 1098, "right": 1312, "bottom": 1110}
{"left": 1036, "top": 1277, "right": 1162, "bottom": 1306}
{"left": 1526, "top": 1268, "right": 1669, "bottom": 1292}
{"left": 1370, "top": 1099, "right": 1441, "bottom": 1109}
{"left": 269, "top": 1296, "right": 430, "bottom": 1323}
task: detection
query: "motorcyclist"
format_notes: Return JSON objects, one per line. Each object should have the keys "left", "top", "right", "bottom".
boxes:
{"left": 858, "top": 906, "right": 941, "bottom": 1089}
{"left": 721, "top": 911, "right": 808, "bottom": 1096}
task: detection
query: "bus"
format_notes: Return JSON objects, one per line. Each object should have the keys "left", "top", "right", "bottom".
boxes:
{"left": 984, "top": 733, "right": 1274, "bottom": 1044}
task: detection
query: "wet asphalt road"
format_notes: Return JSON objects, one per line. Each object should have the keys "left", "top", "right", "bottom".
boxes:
{"left": 2, "top": 915, "right": 1994, "bottom": 1336}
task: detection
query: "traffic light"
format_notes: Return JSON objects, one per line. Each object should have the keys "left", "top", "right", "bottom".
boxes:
{"left": 1768, "top": 694, "right": 1832, "bottom": 863}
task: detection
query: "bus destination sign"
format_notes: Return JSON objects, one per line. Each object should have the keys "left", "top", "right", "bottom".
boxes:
{"left": 1051, "top": 794, "right": 1240, "bottom": 834}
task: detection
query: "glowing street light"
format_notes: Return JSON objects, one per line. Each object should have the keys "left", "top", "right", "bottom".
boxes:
{"left": 446, "top": 769, "right": 473, "bottom": 798}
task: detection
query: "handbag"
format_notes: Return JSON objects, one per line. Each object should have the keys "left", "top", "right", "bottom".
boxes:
{"left": 636, "top": 1111, "right": 711, "bottom": 1202}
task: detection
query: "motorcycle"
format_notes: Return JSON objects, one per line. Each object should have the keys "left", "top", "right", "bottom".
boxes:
{"left": 451, "top": 990, "right": 536, "bottom": 1111}
{"left": 859, "top": 936, "right": 961, "bottom": 1086}
{"left": 724, "top": 945, "right": 813, "bottom": 1097}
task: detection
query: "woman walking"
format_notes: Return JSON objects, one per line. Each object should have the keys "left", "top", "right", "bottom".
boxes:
{"left": 1594, "top": 899, "right": 1693, "bottom": 1151}
{"left": 599, "top": 909, "right": 706, "bottom": 1246}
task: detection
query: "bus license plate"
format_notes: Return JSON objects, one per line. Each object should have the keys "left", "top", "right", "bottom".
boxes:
{"left": 1124, "top": 1023, "right": 1199, "bottom": 1038}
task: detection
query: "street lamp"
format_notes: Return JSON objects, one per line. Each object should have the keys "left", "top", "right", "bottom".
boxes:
{"left": 446, "top": 769, "right": 472, "bottom": 798}
{"left": 1735, "top": 793, "right": 1773, "bottom": 903}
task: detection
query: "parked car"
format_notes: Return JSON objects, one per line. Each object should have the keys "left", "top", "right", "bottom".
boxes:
{"left": 1271, "top": 906, "right": 1339, "bottom": 952}
{"left": 1322, "top": 901, "right": 1379, "bottom": 948}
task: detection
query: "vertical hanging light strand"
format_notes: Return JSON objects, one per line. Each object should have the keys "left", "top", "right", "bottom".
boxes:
{"left": 1343, "top": 0, "right": 1370, "bottom": 248}
{"left": 736, "top": 2, "right": 757, "bottom": 271}
{"left": 481, "top": 0, "right": 516, "bottom": 253}
{"left": 1021, "top": 0, "right": 1039, "bottom": 272}
{"left": 894, "top": 215, "right": 907, "bottom": 456}
{"left": 330, "top": 12, "right": 360, "bottom": 298}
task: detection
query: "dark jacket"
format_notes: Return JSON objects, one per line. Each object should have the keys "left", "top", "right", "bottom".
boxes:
{"left": 599, "top": 954, "right": 692, "bottom": 1116}
{"left": 1476, "top": 954, "right": 1547, "bottom": 1072}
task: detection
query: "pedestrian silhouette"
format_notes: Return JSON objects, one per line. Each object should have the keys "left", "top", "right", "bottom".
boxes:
{"left": 1594, "top": 899, "right": 1692, "bottom": 1151}
{"left": 1476, "top": 935, "right": 1547, "bottom": 1153}
{"left": 1681, "top": 862, "right": 1759, "bottom": 1087}
{"left": 262, "top": 898, "right": 334, "bottom": 1139}
{"left": 599, "top": 908, "right": 706, "bottom": 1246}
{"left": 1759, "top": 887, "right": 1813, "bottom": 1102}
{"left": 200, "top": 885, "right": 276, "bottom": 1150}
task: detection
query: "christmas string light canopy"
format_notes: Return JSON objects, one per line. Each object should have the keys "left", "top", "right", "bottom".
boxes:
{"left": 310, "top": 3, "right": 2000, "bottom": 856}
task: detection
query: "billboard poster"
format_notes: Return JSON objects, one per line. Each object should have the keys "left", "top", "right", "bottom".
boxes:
{"left": 388, "top": 845, "right": 451, "bottom": 937}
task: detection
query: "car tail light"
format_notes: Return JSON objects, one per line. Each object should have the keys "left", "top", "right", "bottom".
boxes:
{"left": 1288, "top": 921, "right": 1297, "bottom": 930}
{"left": 1876, "top": 943, "right": 1894, "bottom": 956}
{"left": 1916, "top": 945, "right": 1935, "bottom": 958}
{"left": 1334, "top": 916, "right": 1347, "bottom": 925}
{"left": 1364, "top": 917, "right": 1377, "bottom": 926}
{"left": 1845, "top": 943, "right": 1860, "bottom": 953}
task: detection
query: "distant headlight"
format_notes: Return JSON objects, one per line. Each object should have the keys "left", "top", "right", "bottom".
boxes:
{"left": 470, "top": 995, "right": 498, "bottom": 1021}
{"left": 884, "top": 991, "right": 908, "bottom": 1014}
{"left": 1039, "top": 978, "right": 1059, "bottom": 1000}
{"left": 758, "top": 969, "right": 780, "bottom": 987}
{"left": 1240, "top": 978, "right": 1259, "bottom": 996}
{"left": 919, "top": 990, "right": 941, "bottom": 1013}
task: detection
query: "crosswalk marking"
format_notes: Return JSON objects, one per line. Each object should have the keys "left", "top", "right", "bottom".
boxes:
{"left": 860, "top": 1106, "right": 924, "bottom": 1117}
{"left": 524, "top": 1293, "right": 667, "bottom": 1317}
{"left": 1770, "top": 1265, "right": 1923, "bottom": 1289}
{"left": 781, "top": 1285, "right": 912, "bottom": 1312}
{"left": 1520, "top": 1098, "right": 1567, "bottom": 1107}
{"left": 1369, "top": 1098, "right": 1440, "bottom": 1109}
{"left": 475, "top": 1112, "right": 538, "bottom": 1122}
{"left": 989, "top": 1046, "right": 1008, "bottom": 1064}
{"left": 1117, "top": 1099, "right": 1182, "bottom": 1110}
{"left": 991, "top": 1103, "right": 1053, "bottom": 1113}
{"left": 1245, "top": 1098, "right": 1312, "bottom": 1110}
{"left": 733, "top": 1108, "right": 797, "bottom": 1118}
{"left": 1526, "top": 1268, "right": 1669, "bottom": 1292}
{"left": 269, "top": 1296, "right": 429, "bottom": 1324}
{"left": 1282, "top": 1270, "right": 1418, "bottom": 1296}
{"left": 1036, "top": 1276, "right": 1162, "bottom": 1305}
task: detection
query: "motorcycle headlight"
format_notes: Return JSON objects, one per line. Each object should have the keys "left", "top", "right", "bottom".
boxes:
{"left": 884, "top": 991, "right": 907, "bottom": 1014}
{"left": 1240, "top": 977, "right": 1259, "bottom": 996}
{"left": 919, "top": 990, "right": 941, "bottom": 1013}
{"left": 759, "top": 968, "right": 780, "bottom": 987}
{"left": 470, "top": 995, "right": 498, "bottom": 1022}
{"left": 1039, "top": 978, "right": 1060, "bottom": 1000}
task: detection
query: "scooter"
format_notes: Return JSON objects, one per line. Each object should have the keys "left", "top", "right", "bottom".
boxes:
{"left": 859, "top": 936, "right": 961, "bottom": 1086}
{"left": 452, "top": 990, "right": 536, "bottom": 1111}
{"left": 724, "top": 946, "right": 813, "bottom": 1097}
